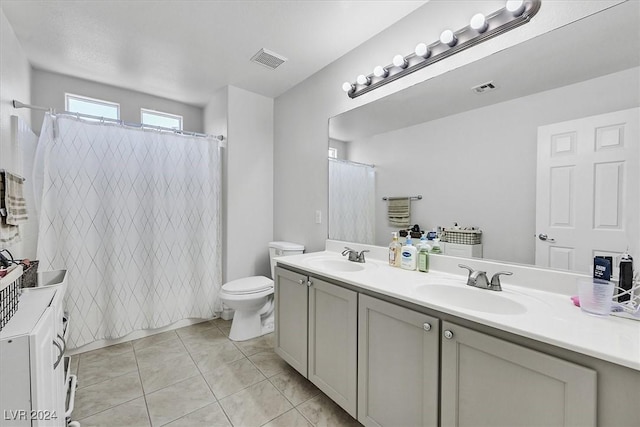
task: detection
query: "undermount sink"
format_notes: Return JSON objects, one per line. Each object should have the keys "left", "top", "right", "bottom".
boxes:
{"left": 305, "top": 257, "right": 368, "bottom": 273}
{"left": 414, "top": 284, "right": 527, "bottom": 315}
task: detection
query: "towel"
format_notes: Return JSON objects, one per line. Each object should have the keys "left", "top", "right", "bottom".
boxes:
{"left": 387, "top": 197, "right": 410, "bottom": 227}
{"left": 0, "top": 171, "right": 27, "bottom": 245}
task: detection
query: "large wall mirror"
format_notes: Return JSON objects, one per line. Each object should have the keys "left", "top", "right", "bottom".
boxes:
{"left": 328, "top": 1, "right": 639, "bottom": 274}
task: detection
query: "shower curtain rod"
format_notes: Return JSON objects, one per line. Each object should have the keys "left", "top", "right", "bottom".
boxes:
{"left": 329, "top": 157, "right": 375, "bottom": 168}
{"left": 12, "top": 100, "right": 225, "bottom": 141}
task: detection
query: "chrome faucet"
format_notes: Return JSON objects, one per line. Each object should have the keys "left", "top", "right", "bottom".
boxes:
{"left": 342, "top": 247, "right": 369, "bottom": 263}
{"left": 458, "top": 264, "right": 513, "bottom": 291}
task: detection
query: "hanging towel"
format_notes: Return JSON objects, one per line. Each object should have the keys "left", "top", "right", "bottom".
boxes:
{"left": 0, "top": 171, "right": 27, "bottom": 245}
{"left": 387, "top": 197, "right": 411, "bottom": 227}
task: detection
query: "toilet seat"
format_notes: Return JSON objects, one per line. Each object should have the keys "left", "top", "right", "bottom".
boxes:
{"left": 222, "top": 276, "right": 273, "bottom": 295}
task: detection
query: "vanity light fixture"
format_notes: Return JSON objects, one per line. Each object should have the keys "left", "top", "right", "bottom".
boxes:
{"left": 342, "top": 0, "right": 541, "bottom": 98}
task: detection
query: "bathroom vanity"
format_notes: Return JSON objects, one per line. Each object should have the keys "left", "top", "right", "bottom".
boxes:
{"left": 274, "top": 242, "right": 639, "bottom": 427}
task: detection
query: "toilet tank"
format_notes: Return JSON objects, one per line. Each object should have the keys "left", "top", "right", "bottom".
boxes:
{"left": 269, "top": 241, "right": 305, "bottom": 278}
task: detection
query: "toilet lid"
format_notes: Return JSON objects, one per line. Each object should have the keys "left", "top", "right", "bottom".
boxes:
{"left": 222, "top": 276, "right": 274, "bottom": 294}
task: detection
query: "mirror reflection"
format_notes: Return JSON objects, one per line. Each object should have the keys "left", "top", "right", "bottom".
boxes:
{"left": 328, "top": 2, "right": 639, "bottom": 274}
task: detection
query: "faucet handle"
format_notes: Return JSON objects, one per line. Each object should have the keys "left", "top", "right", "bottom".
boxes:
{"left": 458, "top": 264, "right": 474, "bottom": 276}
{"left": 342, "top": 247, "right": 355, "bottom": 256}
{"left": 490, "top": 271, "right": 513, "bottom": 291}
{"left": 357, "top": 250, "right": 370, "bottom": 263}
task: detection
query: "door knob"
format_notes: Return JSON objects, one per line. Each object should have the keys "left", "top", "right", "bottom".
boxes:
{"left": 537, "top": 233, "right": 556, "bottom": 243}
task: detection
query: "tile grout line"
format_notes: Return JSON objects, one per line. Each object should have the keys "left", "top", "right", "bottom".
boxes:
{"left": 131, "top": 338, "right": 154, "bottom": 427}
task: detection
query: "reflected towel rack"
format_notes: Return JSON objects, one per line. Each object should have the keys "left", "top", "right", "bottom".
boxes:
{"left": 382, "top": 195, "right": 422, "bottom": 201}
{"left": 0, "top": 169, "right": 25, "bottom": 182}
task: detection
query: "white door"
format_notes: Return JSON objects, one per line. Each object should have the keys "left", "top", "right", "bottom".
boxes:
{"left": 535, "top": 108, "right": 639, "bottom": 274}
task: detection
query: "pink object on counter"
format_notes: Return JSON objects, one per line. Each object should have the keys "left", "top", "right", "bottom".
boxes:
{"left": 570, "top": 295, "right": 580, "bottom": 307}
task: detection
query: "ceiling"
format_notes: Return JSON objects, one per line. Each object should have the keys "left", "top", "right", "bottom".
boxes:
{"left": 1, "top": 0, "right": 426, "bottom": 107}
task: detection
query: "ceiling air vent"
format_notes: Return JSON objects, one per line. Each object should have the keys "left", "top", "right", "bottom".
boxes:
{"left": 250, "top": 48, "right": 287, "bottom": 70}
{"left": 472, "top": 81, "right": 497, "bottom": 94}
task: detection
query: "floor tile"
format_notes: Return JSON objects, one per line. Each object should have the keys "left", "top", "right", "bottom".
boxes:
{"left": 139, "top": 352, "right": 200, "bottom": 394}
{"left": 219, "top": 379, "right": 292, "bottom": 427}
{"left": 180, "top": 327, "right": 232, "bottom": 353}
{"left": 73, "top": 370, "right": 143, "bottom": 420}
{"left": 132, "top": 330, "right": 178, "bottom": 351}
{"left": 162, "top": 402, "right": 231, "bottom": 427}
{"left": 76, "top": 396, "right": 150, "bottom": 427}
{"left": 188, "top": 341, "right": 245, "bottom": 374}
{"left": 77, "top": 348, "right": 138, "bottom": 388}
{"left": 297, "top": 394, "right": 361, "bottom": 427}
{"left": 234, "top": 333, "right": 274, "bottom": 357}
{"left": 175, "top": 321, "right": 219, "bottom": 341}
{"left": 80, "top": 341, "right": 134, "bottom": 363}
{"left": 269, "top": 367, "right": 320, "bottom": 406}
{"left": 263, "top": 409, "right": 313, "bottom": 427}
{"left": 145, "top": 375, "right": 216, "bottom": 426}
{"left": 202, "top": 357, "right": 265, "bottom": 399}
{"left": 135, "top": 335, "right": 189, "bottom": 369}
{"left": 249, "top": 349, "right": 289, "bottom": 378}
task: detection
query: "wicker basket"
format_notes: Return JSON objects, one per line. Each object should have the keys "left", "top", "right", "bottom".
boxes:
{"left": 0, "top": 266, "right": 22, "bottom": 331}
{"left": 443, "top": 229, "right": 482, "bottom": 245}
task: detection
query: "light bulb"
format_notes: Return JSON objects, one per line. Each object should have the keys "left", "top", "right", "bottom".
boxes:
{"left": 392, "top": 54, "right": 407, "bottom": 68}
{"left": 506, "top": 0, "right": 525, "bottom": 16}
{"left": 440, "top": 29, "right": 457, "bottom": 47}
{"left": 470, "top": 13, "right": 488, "bottom": 33}
{"left": 414, "top": 43, "right": 430, "bottom": 59}
{"left": 373, "top": 66, "right": 388, "bottom": 78}
{"left": 342, "top": 82, "right": 354, "bottom": 93}
{"left": 356, "top": 74, "right": 370, "bottom": 86}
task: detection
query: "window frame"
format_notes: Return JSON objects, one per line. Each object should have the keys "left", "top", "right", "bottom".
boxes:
{"left": 65, "top": 93, "right": 120, "bottom": 120}
{"left": 140, "top": 108, "right": 183, "bottom": 131}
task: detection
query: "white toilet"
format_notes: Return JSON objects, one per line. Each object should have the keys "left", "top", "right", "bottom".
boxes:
{"left": 220, "top": 241, "right": 304, "bottom": 341}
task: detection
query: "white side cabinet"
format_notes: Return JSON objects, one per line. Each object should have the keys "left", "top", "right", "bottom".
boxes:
{"left": 440, "top": 321, "right": 597, "bottom": 427}
{"left": 358, "top": 294, "right": 439, "bottom": 427}
{"left": 442, "top": 243, "right": 483, "bottom": 258}
{"left": 274, "top": 267, "right": 358, "bottom": 417}
{"left": 1, "top": 289, "right": 66, "bottom": 427}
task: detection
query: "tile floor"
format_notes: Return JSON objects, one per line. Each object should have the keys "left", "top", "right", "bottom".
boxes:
{"left": 69, "top": 318, "right": 362, "bottom": 427}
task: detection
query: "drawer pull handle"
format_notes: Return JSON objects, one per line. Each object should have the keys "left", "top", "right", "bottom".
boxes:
{"left": 307, "top": 280, "right": 313, "bottom": 287}
{"left": 298, "top": 279, "right": 305, "bottom": 285}
{"left": 444, "top": 330, "right": 454, "bottom": 339}
{"left": 423, "top": 323, "right": 431, "bottom": 332}
{"left": 53, "top": 339, "right": 64, "bottom": 369}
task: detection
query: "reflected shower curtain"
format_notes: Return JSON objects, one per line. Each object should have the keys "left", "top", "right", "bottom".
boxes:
{"left": 35, "top": 114, "right": 222, "bottom": 349}
{"left": 328, "top": 159, "right": 375, "bottom": 244}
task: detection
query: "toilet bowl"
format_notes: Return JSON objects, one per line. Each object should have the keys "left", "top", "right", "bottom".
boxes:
{"left": 220, "top": 241, "right": 304, "bottom": 341}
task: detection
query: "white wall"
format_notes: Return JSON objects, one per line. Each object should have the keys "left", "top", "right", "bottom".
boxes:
{"left": 204, "top": 86, "right": 274, "bottom": 283}
{"left": 273, "top": 1, "right": 624, "bottom": 253}
{"left": 30, "top": 69, "right": 204, "bottom": 134}
{"left": 0, "top": 8, "right": 31, "bottom": 257}
{"left": 347, "top": 68, "right": 639, "bottom": 265}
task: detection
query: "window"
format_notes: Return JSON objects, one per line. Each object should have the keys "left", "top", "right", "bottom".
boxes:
{"left": 328, "top": 147, "right": 338, "bottom": 159}
{"left": 141, "top": 109, "right": 183, "bottom": 130}
{"left": 65, "top": 93, "right": 120, "bottom": 120}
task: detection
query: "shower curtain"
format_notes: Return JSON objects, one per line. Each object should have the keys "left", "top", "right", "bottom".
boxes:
{"left": 35, "top": 114, "right": 222, "bottom": 349}
{"left": 328, "top": 158, "right": 375, "bottom": 244}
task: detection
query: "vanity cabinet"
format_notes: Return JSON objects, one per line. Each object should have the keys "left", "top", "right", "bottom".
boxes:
{"left": 358, "top": 294, "right": 439, "bottom": 427}
{"left": 440, "top": 322, "right": 597, "bottom": 427}
{"left": 274, "top": 267, "right": 358, "bottom": 417}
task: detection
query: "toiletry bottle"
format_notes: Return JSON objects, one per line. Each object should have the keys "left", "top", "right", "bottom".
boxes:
{"left": 618, "top": 250, "right": 634, "bottom": 302}
{"left": 418, "top": 244, "right": 430, "bottom": 273}
{"left": 416, "top": 233, "right": 428, "bottom": 252}
{"left": 401, "top": 234, "right": 417, "bottom": 270}
{"left": 430, "top": 238, "right": 442, "bottom": 254}
{"left": 388, "top": 232, "right": 401, "bottom": 267}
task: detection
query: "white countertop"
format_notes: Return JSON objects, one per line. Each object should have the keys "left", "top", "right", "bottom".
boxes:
{"left": 276, "top": 247, "right": 640, "bottom": 371}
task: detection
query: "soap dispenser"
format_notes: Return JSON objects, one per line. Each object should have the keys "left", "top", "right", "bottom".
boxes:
{"left": 388, "top": 232, "right": 402, "bottom": 267}
{"left": 618, "top": 250, "right": 634, "bottom": 302}
{"left": 401, "top": 234, "right": 417, "bottom": 270}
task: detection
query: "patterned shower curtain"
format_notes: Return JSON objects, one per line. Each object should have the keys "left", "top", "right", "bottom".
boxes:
{"left": 35, "top": 114, "right": 222, "bottom": 349}
{"left": 328, "top": 158, "right": 375, "bottom": 244}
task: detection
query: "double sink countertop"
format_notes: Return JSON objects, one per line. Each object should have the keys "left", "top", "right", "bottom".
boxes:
{"left": 276, "top": 243, "right": 640, "bottom": 371}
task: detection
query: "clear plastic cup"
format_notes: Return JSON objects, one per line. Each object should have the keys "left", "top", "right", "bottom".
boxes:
{"left": 577, "top": 278, "right": 614, "bottom": 316}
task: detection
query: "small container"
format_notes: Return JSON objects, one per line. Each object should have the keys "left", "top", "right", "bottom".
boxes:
{"left": 577, "top": 278, "right": 614, "bottom": 316}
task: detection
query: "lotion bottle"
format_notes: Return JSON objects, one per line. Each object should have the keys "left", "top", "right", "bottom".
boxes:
{"left": 388, "top": 232, "right": 401, "bottom": 267}
{"left": 401, "top": 234, "right": 417, "bottom": 270}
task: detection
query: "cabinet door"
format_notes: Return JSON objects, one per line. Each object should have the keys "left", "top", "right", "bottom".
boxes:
{"left": 308, "top": 278, "right": 358, "bottom": 417}
{"left": 441, "top": 322, "right": 597, "bottom": 427}
{"left": 29, "top": 307, "right": 62, "bottom": 426}
{"left": 274, "top": 267, "right": 308, "bottom": 376}
{"left": 358, "top": 294, "right": 439, "bottom": 427}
